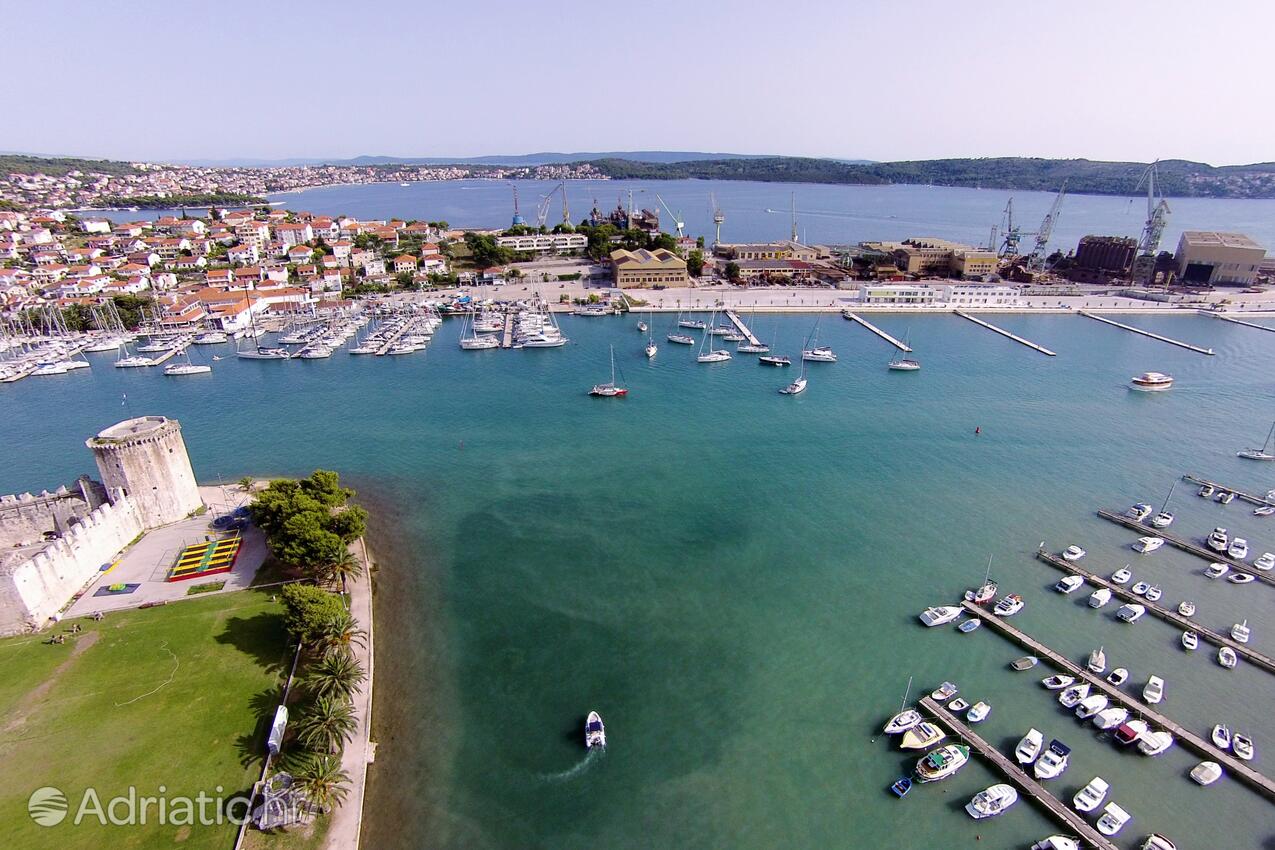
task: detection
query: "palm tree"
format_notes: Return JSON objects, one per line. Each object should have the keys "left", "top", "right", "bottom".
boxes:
{"left": 305, "top": 650, "right": 366, "bottom": 701}
{"left": 295, "top": 694, "right": 357, "bottom": 754}
{"left": 292, "top": 752, "right": 351, "bottom": 813}
{"left": 238, "top": 476, "right": 254, "bottom": 493}
{"left": 317, "top": 549, "right": 363, "bottom": 592}
{"left": 318, "top": 610, "right": 366, "bottom": 658}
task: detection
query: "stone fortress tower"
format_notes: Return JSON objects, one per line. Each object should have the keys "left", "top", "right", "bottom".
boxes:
{"left": 86, "top": 416, "right": 203, "bottom": 527}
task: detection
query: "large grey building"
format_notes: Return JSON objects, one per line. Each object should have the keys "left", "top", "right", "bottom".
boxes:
{"left": 1175, "top": 232, "right": 1266, "bottom": 286}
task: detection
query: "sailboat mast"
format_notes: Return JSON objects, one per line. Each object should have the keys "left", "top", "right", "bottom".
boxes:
{"left": 1160, "top": 479, "right": 1177, "bottom": 514}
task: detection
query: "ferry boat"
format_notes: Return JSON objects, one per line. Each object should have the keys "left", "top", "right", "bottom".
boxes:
{"left": 1130, "top": 371, "right": 1173, "bottom": 391}
{"left": 914, "top": 744, "right": 969, "bottom": 783}
{"left": 584, "top": 711, "right": 606, "bottom": 748}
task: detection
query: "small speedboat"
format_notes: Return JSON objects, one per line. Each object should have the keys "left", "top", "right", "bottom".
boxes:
{"left": 1062, "top": 545, "right": 1086, "bottom": 561}
{"left": 1117, "top": 603, "right": 1145, "bottom": 623}
{"left": 1142, "top": 675, "right": 1165, "bottom": 704}
{"left": 889, "top": 776, "right": 913, "bottom": 798}
{"left": 1178, "top": 600, "right": 1196, "bottom": 617}
{"left": 1089, "top": 588, "right": 1113, "bottom": 608}
{"left": 1059, "top": 683, "right": 1090, "bottom": 708}
{"left": 1207, "top": 528, "right": 1229, "bottom": 553}
{"left": 1228, "top": 538, "right": 1249, "bottom": 559}
{"left": 1182, "top": 631, "right": 1198, "bottom": 651}
{"left": 585, "top": 711, "right": 606, "bottom": 748}
{"left": 1233, "top": 733, "right": 1255, "bottom": 761}
{"left": 1055, "top": 575, "right": 1084, "bottom": 594}
{"left": 1032, "top": 837, "right": 1080, "bottom": 850}
{"left": 899, "top": 722, "right": 945, "bottom": 750}
{"left": 1034, "top": 740, "right": 1071, "bottom": 780}
{"left": 1255, "top": 506, "right": 1275, "bottom": 517}
{"left": 1076, "top": 694, "right": 1109, "bottom": 720}
{"left": 1254, "top": 552, "right": 1275, "bottom": 570}
{"left": 1138, "top": 730, "right": 1174, "bottom": 756}
{"left": 1115, "top": 720, "right": 1148, "bottom": 745}
{"left": 930, "top": 681, "right": 958, "bottom": 701}
{"left": 966, "top": 701, "right": 991, "bottom": 723}
{"left": 636, "top": 321, "right": 647, "bottom": 333}
{"left": 1212, "top": 724, "right": 1231, "bottom": 749}
{"left": 1227, "top": 573, "right": 1255, "bottom": 585}
{"left": 1198, "top": 484, "right": 1215, "bottom": 498}
{"left": 1042, "top": 675, "right": 1074, "bottom": 690}
{"left": 1191, "top": 761, "right": 1223, "bottom": 786}
{"left": 1110, "top": 568, "right": 1132, "bottom": 585}
{"left": 883, "top": 709, "right": 923, "bottom": 735}
{"left": 1097, "top": 802, "right": 1131, "bottom": 836}
{"left": 1093, "top": 706, "right": 1129, "bottom": 730}
{"left": 993, "top": 593, "right": 1024, "bottom": 616}
{"left": 1231, "top": 619, "right": 1250, "bottom": 644}
{"left": 1073, "top": 776, "right": 1109, "bottom": 812}
{"left": 1106, "top": 667, "right": 1129, "bottom": 686}
{"left": 948, "top": 698, "right": 970, "bottom": 712}
{"left": 965, "top": 783, "right": 1018, "bottom": 819}
{"left": 1205, "top": 562, "right": 1229, "bottom": 579}
{"left": 919, "top": 606, "right": 961, "bottom": 627}
{"left": 1131, "top": 581, "right": 1150, "bottom": 596}
{"left": 1015, "top": 728, "right": 1044, "bottom": 764}
{"left": 1087, "top": 647, "right": 1106, "bottom": 673}
{"left": 1219, "top": 491, "right": 1237, "bottom": 505}
{"left": 1149, "top": 510, "right": 1174, "bottom": 528}
{"left": 1145, "top": 585, "right": 1162, "bottom": 602}
{"left": 1218, "top": 646, "right": 1238, "bottom": 669}
{"left": 957, "top": 618, "right": 981, "bottom": 633}
{"left": 1011, "top": 656, "right": 1039, "bottom": 671}
{"left": 914, "top": 744, "right": 970, "bottom": 782}
{"left": 1134, "top": 536, "right": 1164, "bottom": 554}
{"left": 1127, "top": 503, "right": 1153, "bottom": 520}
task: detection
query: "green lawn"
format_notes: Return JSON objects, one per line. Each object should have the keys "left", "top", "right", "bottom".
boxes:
{"left": 0, "top": 590, "right": 289, "bottom": 849}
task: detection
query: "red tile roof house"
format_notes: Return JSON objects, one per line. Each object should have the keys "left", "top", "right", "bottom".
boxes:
{"left": 104, "top": 277, "right": 151, "bottom": 294}
{"left": 287, "top": 244, "right": 314, "bottom": 264}
{"left": 205, "top": 268, "right": 235, "bottom": 288}
{"left": 227, "top": 244, "right": 260, "bottom": 265}
{"left": 393, "top": 255, "right": 417, "bottom": 274}
{"left": 274, "top": 222, "right": 313, "bottom": 246}
{"left": 174, "top": 255, "right": 207, "bottom": 271}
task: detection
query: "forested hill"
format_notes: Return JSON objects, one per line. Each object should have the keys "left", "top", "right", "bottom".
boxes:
{"left": 586, "top": 156, "right": 1275, "bottom": 199}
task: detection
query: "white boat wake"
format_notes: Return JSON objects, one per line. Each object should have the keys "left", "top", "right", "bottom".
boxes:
{"left": 536, "top": 748, "right": 602, "bottom": 783}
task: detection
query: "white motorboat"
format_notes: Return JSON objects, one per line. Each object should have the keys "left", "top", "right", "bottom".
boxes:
{"left": 957, "top": 618, "right": 981, "bottom": 633}
{"left": 1033, "top": 739, "right": 1071, "bottom": 780}
{"left": 1145, "top": 585, "right": 1162, "bottom": 602}
{"left": 1130, "top": 371, "right": 1172, "bottom": 391}
{"left": 1087, "top": 646, "right": 1106, "bottom": 673}
{"left": 636, "top": 321, "right": 647, "bottom": 333}
{"left": 1131, "top": 581, "right": 1150, "bottom": 596}
{"left": 31, "top": 362, "right": 70, "bottom": 376}
{"left": 1062, "top": 545, "right": 1086, "bottom": 561}
{"left": 992, "top": 593, "right": 1024, "bottom": 616}
{"left": 1093, "top": 706, "right": 1129, "bottom": 730}
{"left": 1204, "top": 562, "right": 1229, "bottom": 579}
{"left": 1015, "top": 728, "right": 1044, "bottom": 764}
{"left": 899, "top": 722, "right": 945, "bottom": 750}
{"left": 1041, "top": 674, "right": 1074, "bottom": 690}
{"left": 1138, "top": 729, "right": 1174, "bottom": 756}
{"left": 1110, "top": 567, "right": 1132, "bottom": 585}
{"left": 948, "top": 698, "right": 970, "bottom": 712}
{"left": 914, "top": 744, "right": 970, "bottom": 783}
{"left": 1073, "top": 776, "right": 1109, "bottom": 812}
{"left": 1233, "top": 733, "right": 1255, "bottom": 761}
{"left": 1031, "top": 837, "right": 1080, "bottom": 850}
{"left": 1207, "top": 527, "right": 1229, "bottom": 553}
{"left": 801, "top": 346, "right": 836, "bottom": 362}
{"left": 584, "top": 711, "right": 606, "bottom": 748}
{"left": 965, "top": 783, "right": 1018, "bottom": 819}
{"left": 1236, "top": 420, "right": 1275, "bottom": 460}
{"left": 1106, "top": 667, "right": 1129, "bottom": 686}
{"left": 1231, "top": 619, "right": 1250, "bottom": 644}
{"left": 1117, "top": 603, "right": 1145, "bottom": 623}
{"left": 1059, "top": 683, "right": 1090, "bottom": 708}
{"left": 1133, "top": 536, "right": 1164, "bottom": 554}
{"left": 1255, "top": 506, "right": 1275, "bottom": 517}
{"left": 1076, "top": 694, "right": 1109, "bottom": 720}
{"left": 1115, "top": 720, "right": 1148, "bottom": 745}
{"left": 1089, "top": 588, "right": 1113, "bottom": 608}
{"left": 1141, "top": 835, "right": 1177, "bottom": 850}
{"left": 1011, "top": 655, "right": 1039, "bottom": 671}
{"left": 1228, "top": 537, "right": 1249, "bottom": 560}
{"left": 1127, "top": 503, "right": 1153, "bottom": 520}
{"left": 930, "top": 681, "right": 958, "bottom": 701}
{"left": 1177, "top": 600, "right": 1196, "bottom": 617}
{"left": 966, "top": 701, "right": 990, "bottom": 723}
{"left": 1198, "top": 484, "right": 1215, "bottom": 498}
{"left": 1150, "top": 511, "right": 1174, "bottom": 528}
{"left": 1253, "top": 552, "right": 1275, "bottom": 570}
{"left": 1212, "top": 724, "right": 1232, "bottom": 749}
{"left": 1190, "top": 761, "right": 1223, "bottom": 786}
{"left": 883, "top": 709, "right": 922, "bottom": 735}
{"left": 919, "top": 606, "right": 961, "bottom": 627}
{"left": 1142, "top": 675, "right": 1164, "bottom": 704}
{"left": 1181, "top": 631, "right": 1198, "bottom": 651}
{"left": 1097, "top": 802, "right": 1131, "bottom": 836}
{"left": 1056, "top": 575, "right": 1084, "bottom": 594}
{"left": 1218, "top": 646, "right": 1238, "bottom": 669}
{"left": 1227, "top": 572, "right": 1255, "bottom": 584}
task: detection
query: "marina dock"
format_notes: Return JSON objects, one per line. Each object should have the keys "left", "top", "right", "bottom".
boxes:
{"left": 953, "top": 310, "right": 1056, "bottom": 356}
{"left": 500, "top": 313, "right": 515, "bottom": 349}
{"left": 962, "top": 600, "right": 1275, "bottom": 801}
{"left": 1213, "top": 314, "right": 1275, "bottom": 334}
{"left": 1078, "top": 311, "right": 1214, "bottom": 355}
{"left": 840, "top": 311, "right": 911, "bottom": 351}
{"left": 919, "top": 696, "right": 1119, "bottom": 850}
{"left": 723, "top": 310, "right": 762, "bottom": 347}
{"left": 1035, "top": 549, "right": 1275, "bottom": 675}
{"left": 373, "top": 322, "right": 412, "bottom": 356}
{"left": 1095, "top": 508, "right": 1275, "bottom": 588}
{"left": 1180, "top": 474, "right": 1273, "bottom": 507}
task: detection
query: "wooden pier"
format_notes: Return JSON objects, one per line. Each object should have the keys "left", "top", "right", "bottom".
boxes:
{"left": 374, "top": 321, "right": 413, "bottom": 356}
{"left": 500, "top": 313, "right": 515, "bottom": 349}
{"left": 963, "top": 600, "right": 1275, "bottom": 801}
{"left": 148, "top": 336, "right": 193, "bottom": 365}
{"left": 1078, "top": 311, "right": 1214, "bottom": 355}
{"left": 1213, "top": 314, "right": 1275, "bottom": 334}
{"left": 1180, "top": 473, "right": 1274, "bottom": 507}
{"left": 1095, "top": 508, "right": 1275, "bottom": 589}
{"left": 919, "top": 696, "right": 1119, "bottom": 850}
{"left": 1035, "top": 549, "right": 1275, "bottom": 675}
{"left": 840, "top": 311, "right": 911, "bottom": 351}
{"left": 723, "top": 310, "right": 762, "bottom": 346}
{"left": 954, "top": 310, "right": 1057, "bottom": 356}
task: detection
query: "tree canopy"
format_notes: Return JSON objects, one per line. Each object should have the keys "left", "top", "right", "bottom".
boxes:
{"left": 250, "top": 470, "right": 367, "bottom": 569}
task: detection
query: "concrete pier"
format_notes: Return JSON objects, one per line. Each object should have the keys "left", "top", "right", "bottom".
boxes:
{"left": 1095, "top": 508, "right": 1275, "bottom": 588}
{"left": 1214, "top": 314, "right": 1275, "bottom": 333}
{"left": 1078, "top": 311, "right": 1214, "bottom": 355}
{"left": 723, "top": 310, "right": 762, "bottom": 346}
{"left": 840, "top": 311, "right": 911, "bottom": 351}
{"left": 1180, "top": 474, "right": 1274, "bottom": 507}
{"left": 500, "top": 313, "right": 515, "bottom": 349}
{"left": 919, "top": 696, "right": 1119, "bottom": 850}
{"left": 954, "top": 310, "right": 1057, "bottom": 356}
{"left": 964, "top": 600, "right": 1275, "bottom": 801}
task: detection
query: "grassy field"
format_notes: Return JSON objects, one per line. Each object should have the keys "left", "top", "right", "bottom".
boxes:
{"left": 0, "top": 590, "right": 289, "bottom": 849}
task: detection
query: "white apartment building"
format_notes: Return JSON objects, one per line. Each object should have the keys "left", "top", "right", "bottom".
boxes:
{"left": 495, "top": 232, "right": 588, "bottom": 256}
{"left": 858, "top": 284, "right": 937, "bottom": 305}
{"left": 940, "top": 284, "right": 1021, "bottom": 307}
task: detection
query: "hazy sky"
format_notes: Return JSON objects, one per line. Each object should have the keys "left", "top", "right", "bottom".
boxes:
{"left": 6, "top": 0, "right": 1270, "bottom": 165}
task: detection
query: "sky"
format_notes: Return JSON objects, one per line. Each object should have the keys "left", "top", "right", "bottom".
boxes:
{"left": 5, "top": 0, "right": 1271, "bottom": 165}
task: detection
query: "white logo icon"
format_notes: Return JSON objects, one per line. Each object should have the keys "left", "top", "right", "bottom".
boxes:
{"left": 28, "top": 786, "right": 68, "bottom": 827}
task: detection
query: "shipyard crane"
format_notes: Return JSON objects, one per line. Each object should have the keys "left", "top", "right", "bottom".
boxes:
{"left": 709, "top": 192, "right": 724, "bottom": 246}
{"left": 1025, "top": 182, "right": 1067, "bottom": 271}
{"left": 534, "top": 182, "right": 565, "bottom": 229}
{"left": 996, "top": 198, "right": 1024, "bottom": 258}
{"left": 509, "top": 183, "right": 526, "bottom": 228}
{"left": 654, "top": 193, "right": 684, "bottom": 238}
{"left": 1133, "top": 161, "right": 1171, "bottom": 284}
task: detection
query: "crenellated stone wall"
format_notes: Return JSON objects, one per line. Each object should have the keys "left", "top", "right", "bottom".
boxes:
{"left": 0, "top": 477, "right": 107, "bottom": 548}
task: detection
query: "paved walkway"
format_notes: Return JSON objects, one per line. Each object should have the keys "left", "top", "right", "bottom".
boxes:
{"left": 322, "top": 538, "right": 375, "bottom": 850}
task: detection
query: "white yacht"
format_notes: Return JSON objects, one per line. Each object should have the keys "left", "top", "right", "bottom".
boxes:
{"left": 919, "top": 606, "right": 961, "bottom": 627}
{"left": 1033, "top": 740, "right": 1071, "bottom": 780}
{"left": 1055, "top": 575, "right": 1084, "bottom": 594}
{"left": 584, "top": 711, "right": 606, "bottom": 748}
{"left": 1133, "top": 536, "right": 1164, "bottom": 554}
{"left": 1130, "top": 371, "right": 1172, "bottom": 391}
{"left": 1207, "top": 527, "right": 1229, "bottom": 553}
{"left": 1231, "top": 619, "right": 1250, "bottom": 644}
{"left": 800, "top": 320, "right": 836, "bottom": 362}
{"left": 192, "top": 331, "right": 229, "bottom": 345}
{"left": 883, "top": 709, "right": 922, "bottom": 735}
{"left": 992, "top": 594, "right": 1024, "bottom": 616}
{"left": 1015, "top": 728, "right": 1043, "bottom": 764}
{"left": 696, "top": 312, "right": 732, "bottom": 362}
{"left": 1177, "top": 600, "right": 1196, "bottom": 617}
{"left": 163, "top": 361, "right": 211, "bottom": 375}
{"left": 1127, "top": 503, "right": 1153, "bottom": 520}
{"left": 1138, "top": 729, "right": 1174, "bottom": 756}
{"left": 1062, "top": 545, "right": 1086, "bottom": 561}
{"left": 1131, "top": 581, "right": 1150, "bottom": 596}
{"left": 679, "top": 318, "right": 706, "bottom": 329}
{"left": 966, "top": 701, "right": 990, "bottom": 723}
{"left": 1117, "top": 603, "right": 1146, "bottom": 623}
{"left": 1097, "top": 802, "right": 1131, "bottom": 836}
{"left": 899, "top": 722, "right": 945, "bottom": 750}
{"left": 1142, "top": 675, "right": 1165, "bottom": 704}
{"left": 1110, "top": 567, "right": 1132, "bottom": 585}
{"left": 780, "top": 360, "right": 807, "bottom": 395}
{"left": 1145, "top": 585, "right": 1162, "bottom": 602}
{"left": 1253, "top": 552, "right": 1275, "bottom": 570}
{"left": 1149, "top": 511, "right": 1174, "bottom": 528}
{"left": 1233, "top": 733, "right": 1255, "bottom": 761}
{"left": 460, "top": 334, "right": 500, "bottom": 350}
{"left": 1181, "top": 630, "right": 1198, "bottom": 651}
{"left": 1059, "top": 683, "right": 1090, "bottom": 708}
{"left": 1041, "top": 674, "right": 1074, "bottom": 690}
{"left": 1076, "top": 694, "right": 1109, "bottom": 720}
{"left": 667, "top": 332, "right": 696, "bottom": 345}
{"left": 1236, "top": 420, "right": 1275, "bottom": 460}
{"left": 1088, "top": 587, "right": 1113, "bottom": 608}
{"left": 1204, "top": 562, "right": 1229, "bottom": 579}
{"left": 965, "top": 784, "right": 1017, "bottom": 819}
{"left": 1031, "top": 837, "right": 1080, "bottom": 850}
{"left": 1190, "top": 761, "right": 1223, "bottom": 786}
{"left": 1093, "top": 706, "right": 1129, "bottom": 730}
{"left": 1228, "top": 537, "right": 1249, "bottom": 560}
{"left": 1106, "top": 667, "right": 1129, "bottom": 686}
{"left": 1087, "top": 646, "right": 1106, "bottom": 673}
{"left": 1073, "top": 776, "right": 1109, "bottom": 813}
{"left": 1218, "top": 646, "right": 1238, "bottom": 669}
{"left": 1228, "top": 572, "right": 1255, "bottom": 584}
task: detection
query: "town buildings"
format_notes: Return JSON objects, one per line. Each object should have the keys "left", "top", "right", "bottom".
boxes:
{"left": 610, "top": 248, "right": 689, "bottom": 288}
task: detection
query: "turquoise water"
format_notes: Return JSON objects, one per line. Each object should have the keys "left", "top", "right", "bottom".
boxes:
{"left": 3, "top": 314, "right": 1275, "bottom": 848}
